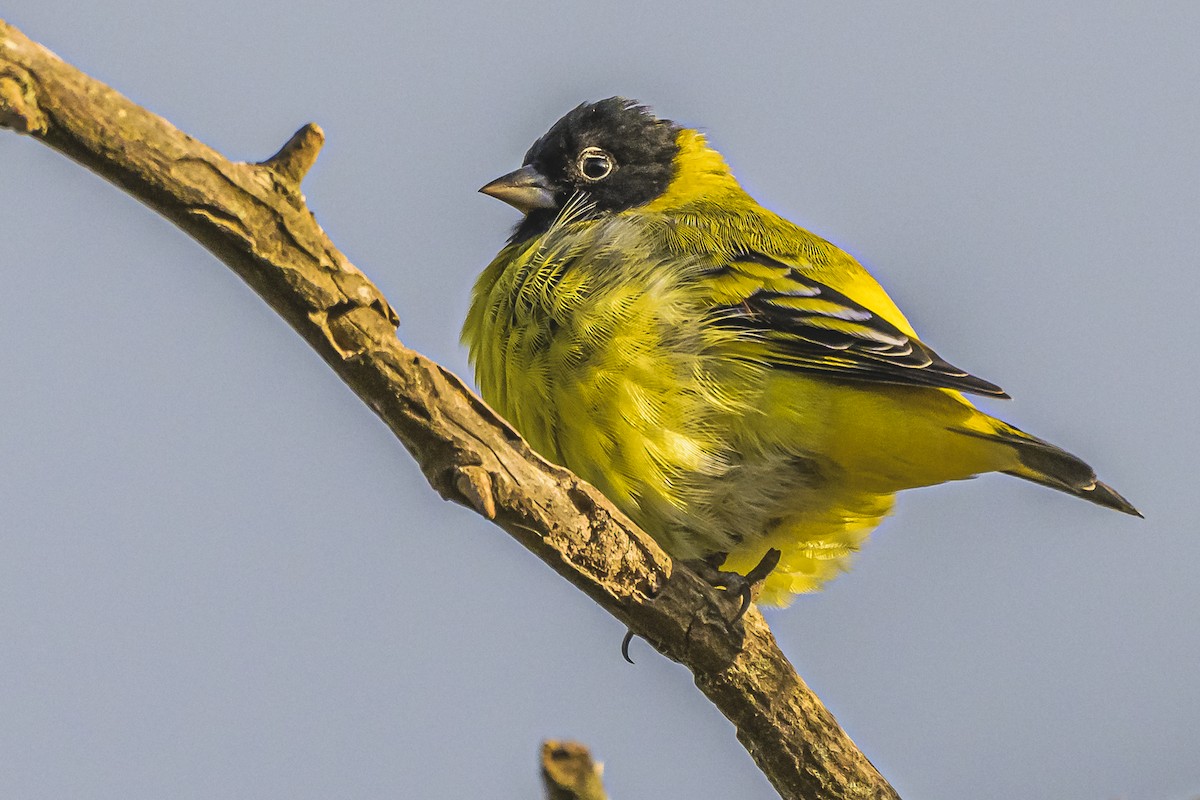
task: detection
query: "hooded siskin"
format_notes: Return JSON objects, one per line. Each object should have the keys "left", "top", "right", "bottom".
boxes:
{"left": 465, "top": 98, "right": 1139, "bottom": 605}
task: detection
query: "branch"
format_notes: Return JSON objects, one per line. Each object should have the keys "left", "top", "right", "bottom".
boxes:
{"left": 540, "top": 741, "right": 608, "bottom": 800}
{"left": 0, "top": 19, "right": 898, "bottom": 800}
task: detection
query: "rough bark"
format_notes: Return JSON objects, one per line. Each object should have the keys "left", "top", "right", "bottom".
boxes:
{"left": 0, "top": 19, "right": 899, "bottom": 800}
{"left": 541, "top": 741, "right": 609, "bottom": 800}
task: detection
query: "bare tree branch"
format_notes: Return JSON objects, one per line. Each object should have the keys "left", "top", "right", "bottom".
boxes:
{"left": 0, "top": 19, "right": 898, "bottom": 800}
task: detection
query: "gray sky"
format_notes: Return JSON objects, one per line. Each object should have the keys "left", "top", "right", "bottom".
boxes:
{"left": 2, "top": 2, "right": 1197, "bottom": 799}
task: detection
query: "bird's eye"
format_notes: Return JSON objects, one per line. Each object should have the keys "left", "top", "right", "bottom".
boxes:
{"left": 577, "top": 147, "right": 615, "bottom": 182}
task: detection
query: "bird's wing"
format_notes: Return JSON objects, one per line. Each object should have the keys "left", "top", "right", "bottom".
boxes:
{"left": 704, "top": 251, "right": 1009, "bottom": 397}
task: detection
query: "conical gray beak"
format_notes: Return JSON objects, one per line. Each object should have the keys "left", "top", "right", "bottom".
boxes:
{"left": 479, "top": 165, "right": 557, "bottom": 213}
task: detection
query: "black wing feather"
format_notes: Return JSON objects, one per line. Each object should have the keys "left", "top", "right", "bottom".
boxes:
{"left": 709, "top": 252, "right": 1009, "bottom": 398}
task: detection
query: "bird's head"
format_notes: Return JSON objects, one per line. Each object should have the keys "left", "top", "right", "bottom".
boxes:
{"left": 481, "top": 98, "right": 715, "bottom": 242}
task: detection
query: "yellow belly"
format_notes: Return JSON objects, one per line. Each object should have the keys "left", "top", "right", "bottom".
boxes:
{"left": 495, "top": 323, "right": 1010, "bottom": 605}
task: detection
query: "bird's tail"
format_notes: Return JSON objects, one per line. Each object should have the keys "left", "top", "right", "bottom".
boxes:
{"left": 970, "top": 422, "right": 1142, "bottom": 516}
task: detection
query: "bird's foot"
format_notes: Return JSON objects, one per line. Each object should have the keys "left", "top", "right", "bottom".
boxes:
{"left": 685, "top": 548, "right": 782, "bottom": 627}
{"left": 619, "top": 547, "right": 781, "bottom": 665}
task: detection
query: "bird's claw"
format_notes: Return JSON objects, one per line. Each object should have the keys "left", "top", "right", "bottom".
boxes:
{"left": 621, "top": 629, "right": 637, "bottom": 664}
{"left": 686, "top": 548, "right": 782, "bottom": 627}
{"left": 619, "top": 548, "right": 781, "bottom": 663}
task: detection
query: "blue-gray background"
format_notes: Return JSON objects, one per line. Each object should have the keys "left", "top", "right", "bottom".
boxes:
{"left": 2, "top": 3, "right": 1197, "bottom": 799}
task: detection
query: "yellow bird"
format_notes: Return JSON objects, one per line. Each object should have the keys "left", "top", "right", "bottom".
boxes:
{"left": 464, "top": 98, "right": 1138, "bottom": 607}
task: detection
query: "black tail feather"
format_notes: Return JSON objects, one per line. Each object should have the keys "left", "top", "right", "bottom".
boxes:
{"left": 994, "top": 427, "right": 1141, "bottom": 517}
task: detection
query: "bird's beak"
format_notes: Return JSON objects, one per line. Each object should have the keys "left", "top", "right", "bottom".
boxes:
{"left": 479, "top": 165, "right": 558, "bottom": 213}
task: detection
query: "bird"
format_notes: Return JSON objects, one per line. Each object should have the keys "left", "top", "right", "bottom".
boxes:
{"left": 464, "top": 97, "right": 1139, "bottom": 608}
